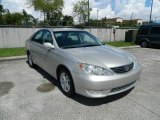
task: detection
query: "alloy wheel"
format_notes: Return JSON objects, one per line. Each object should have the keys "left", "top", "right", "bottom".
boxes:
{"left": 60, "top": 72, "right": 71, "bottom": 93}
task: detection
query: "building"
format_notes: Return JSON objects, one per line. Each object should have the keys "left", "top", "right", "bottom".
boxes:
{"left": 115, "top": 17, "right": 123, "bottom": 23}
{"left": 134, "top": 19, "right": 143, "bottom": 25}
{"left": 107, "top": 17, "right": 142, "bottom": 25}
{"left": 107, "top": 17, "right": 123, "bottom": 23}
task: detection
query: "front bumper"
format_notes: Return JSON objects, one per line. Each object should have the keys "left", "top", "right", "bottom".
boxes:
{"left": 72, "top": 65, "right": 142, "bottom": 98}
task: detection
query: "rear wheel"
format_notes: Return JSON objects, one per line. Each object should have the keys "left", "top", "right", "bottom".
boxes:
{"left": 27, "top": 52, "right": 35, "bottom": 68}
{"left": 58, "top": 68, "right": 75, "bottom": 97}
{"left": 141, "top": 40, "right": 149, "bottom": 48}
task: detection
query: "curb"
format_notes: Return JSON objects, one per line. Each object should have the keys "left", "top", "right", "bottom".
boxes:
{"left": 119, "top": 45, "right": 140, "bottom": 49}
{"left": 0, "top": 55, "right": 27, "bottom": 61}
{"left": 0, "top": 46, "right": 140, "bottom": 61}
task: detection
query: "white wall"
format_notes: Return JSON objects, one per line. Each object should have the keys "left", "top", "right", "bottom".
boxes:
{"left": 0, "top": 27, "right": 131, "bottom": 48}
{"left": 85, "top": 28, "right": 129, "bottom": 42}
{"left": 0, "top": 28, "right": 38, "bottom": 48}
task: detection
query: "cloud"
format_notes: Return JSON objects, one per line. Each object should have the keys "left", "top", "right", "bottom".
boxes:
{"left": 117, "top": 0, "right": 149, "bottom": 19}
{"left": 62, "top": 0, "right": 79, "bottom": 16}
{"left": 91, "top": 5, "right": 116, "bottom": 19}
{"left": 116, "top": 0, "right": 160, "bottom": 21}
{"left": 2, "top": 0, "right": 32, "bottom": 14}
{"left": 92, "top": 0, "right": 112, "bottom": 9}
{"left": 2, "top": 0, "right": 160, "bottom": 22}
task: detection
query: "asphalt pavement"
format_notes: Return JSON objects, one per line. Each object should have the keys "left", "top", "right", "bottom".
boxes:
{"left": 0, "top": 48, "right": 160, "bottom": 120}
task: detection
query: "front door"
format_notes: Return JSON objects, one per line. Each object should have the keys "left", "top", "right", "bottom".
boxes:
{"left": 41, "top": 30, "right": 58, "bottom": 77}
{"left": 29, "top": 30, "right": 44, "bottom": 66}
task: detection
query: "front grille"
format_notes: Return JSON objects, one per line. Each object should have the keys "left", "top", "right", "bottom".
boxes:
{"left": 111, "top": 63, "right": 134, "bottom": 74}
{"left": 111, "top": 81, "right": 136, "bottom": 93}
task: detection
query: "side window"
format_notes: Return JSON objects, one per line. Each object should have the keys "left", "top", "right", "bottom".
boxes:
{"left": 42, "top": 31, "right": 53, "bottom": 44}
{"left": 150, "top": 27, "right": 160, "bottom": 35}
{"left": 139, "top": 28, "right": 149, "bottom": 35}
{"left": 31, "top": 31, "right": 43, "bottom": 44}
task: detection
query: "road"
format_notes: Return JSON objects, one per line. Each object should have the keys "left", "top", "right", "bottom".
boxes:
{"left": 0, "top": 48, "right": 160, "bottom": 120}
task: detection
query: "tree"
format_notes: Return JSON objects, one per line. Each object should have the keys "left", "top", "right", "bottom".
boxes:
{"left": 27, "top": 0, "right": 64, "bottom": 26}
{"left": 62, "top": 15, "right": 74, "bottom": 26}
{"left": 73, "top": 0, "right": 91, "bottom": 25}
{"left": 0, "top": 4, "right": 9, "bottom": 24}
{"left": 0, "top": 4, "right": 9, "bottom": 15}
{"left": 0, "top": 4, "right": 3, "bottom": 16}
{"left": 22, "top": 9, "right": 37, "bottom": 26}
{"left": 2, "top": 10, "right": 36, "bottom": 26}
{"left": 49, "top": 10, "right": 63, "bottom": 26}
{"left": 0, "top": 4, "right": 3, "bottom": 23}
{"left": 3, "top": 12, "right": 23, "bottom": 25}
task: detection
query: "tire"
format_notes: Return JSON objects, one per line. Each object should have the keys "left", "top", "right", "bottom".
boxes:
{"left": 27, "top": 52, "right": 35, "bottom": 68}
{"left": 140, "top": 40, "right": 149, "bottom": 48}
{"left": 58, "top": 68, "right": 75, "bottom": 97}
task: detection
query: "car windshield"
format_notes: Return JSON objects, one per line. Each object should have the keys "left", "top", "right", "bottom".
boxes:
{"left": 53, "top": 31, "right": 102, "bottom": 49}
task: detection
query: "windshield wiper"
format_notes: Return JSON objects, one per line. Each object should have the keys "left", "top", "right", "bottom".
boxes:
{"left": 83, "top": 44, "right": 101, "bottom": 47}
{"left": 61, "top": 44, "right": 101, "bottom": 49}
{"left": 61, "top": 46, "right": 79, "bottom": 49}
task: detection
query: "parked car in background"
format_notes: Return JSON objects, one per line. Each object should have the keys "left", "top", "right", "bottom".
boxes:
{"left": 135, "top": 24, "right": 160, "bottom": 47}
{"left": 25, "top": 28, "right": 142, "bottom": 98}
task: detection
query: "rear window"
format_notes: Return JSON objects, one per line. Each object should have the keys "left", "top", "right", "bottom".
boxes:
{"left": 150, "top": 27, "right": 160, "bottom": 34}
{"left": 138, "top": 27, "right": 149, "bottom": 35}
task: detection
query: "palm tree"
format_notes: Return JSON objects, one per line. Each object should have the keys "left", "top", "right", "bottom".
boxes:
{"left": 0, "top": 4, "right": 9, "bottom": 15}
{"left": 0, "top": 4, "right": 9, "bottom": 24}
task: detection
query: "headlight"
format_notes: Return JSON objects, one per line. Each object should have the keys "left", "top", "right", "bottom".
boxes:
{"left": 132, "top": 55, "right": 139, "bottom": 68}
{"left": 79, "top": 63, "right": 114, "bottom": 76}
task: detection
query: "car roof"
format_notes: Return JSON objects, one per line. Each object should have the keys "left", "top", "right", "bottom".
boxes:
{"left": 140, "top": 23, "right": 160, "bottom": 27}
{"left": 41, "top": 28, "right": 84, "bottom": 32}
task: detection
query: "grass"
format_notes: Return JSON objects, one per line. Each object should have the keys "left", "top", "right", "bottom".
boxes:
{"left": 105, "top": 41, "right": 136, "bottom": 47}
{"left": 0, "top": 42, "right": 136, "bottom": 58}
{"left": 0, "top": 47, "right": 26, "bottom": 57}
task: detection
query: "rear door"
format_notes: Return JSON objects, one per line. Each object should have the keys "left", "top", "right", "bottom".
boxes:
{"left": 149, "top": 26, "right": 160, "bottom": 45}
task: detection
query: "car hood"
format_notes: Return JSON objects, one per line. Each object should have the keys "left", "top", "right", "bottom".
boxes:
{"left": 65, "top": 46, "right": 133, "bottom": 68}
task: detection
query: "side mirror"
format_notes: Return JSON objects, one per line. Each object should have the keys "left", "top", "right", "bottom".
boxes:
{"left": 44, "top": 42, "right": 55, "bottom": 49}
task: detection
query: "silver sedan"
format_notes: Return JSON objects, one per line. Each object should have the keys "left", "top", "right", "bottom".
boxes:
{"left": 25, "top": 28, "right": 142, "bottom": 98}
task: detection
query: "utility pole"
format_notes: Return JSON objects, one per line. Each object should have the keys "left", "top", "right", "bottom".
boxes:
{"left": 149, "top": 0, "right": 153, "bottom": 23}
{"left": 131, "top": 12, "right": 133, "bottom": 27}
{"left": 131, "top": 12, "right": 133, "bottom": 21}
{"left": 88, "top": 0, "right": 90, "bottom": 26}
{"left": 97, "top": 9, "right": 99, "bottom": 27}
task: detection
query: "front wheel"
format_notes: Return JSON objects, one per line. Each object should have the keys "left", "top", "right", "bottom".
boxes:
{"left": 59, "top": 69, "right": 75, "bottom": 97}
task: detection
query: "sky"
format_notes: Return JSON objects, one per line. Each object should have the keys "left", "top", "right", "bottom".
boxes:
{"left": 1, "top": 0, "right": 160, "bottom": 22}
